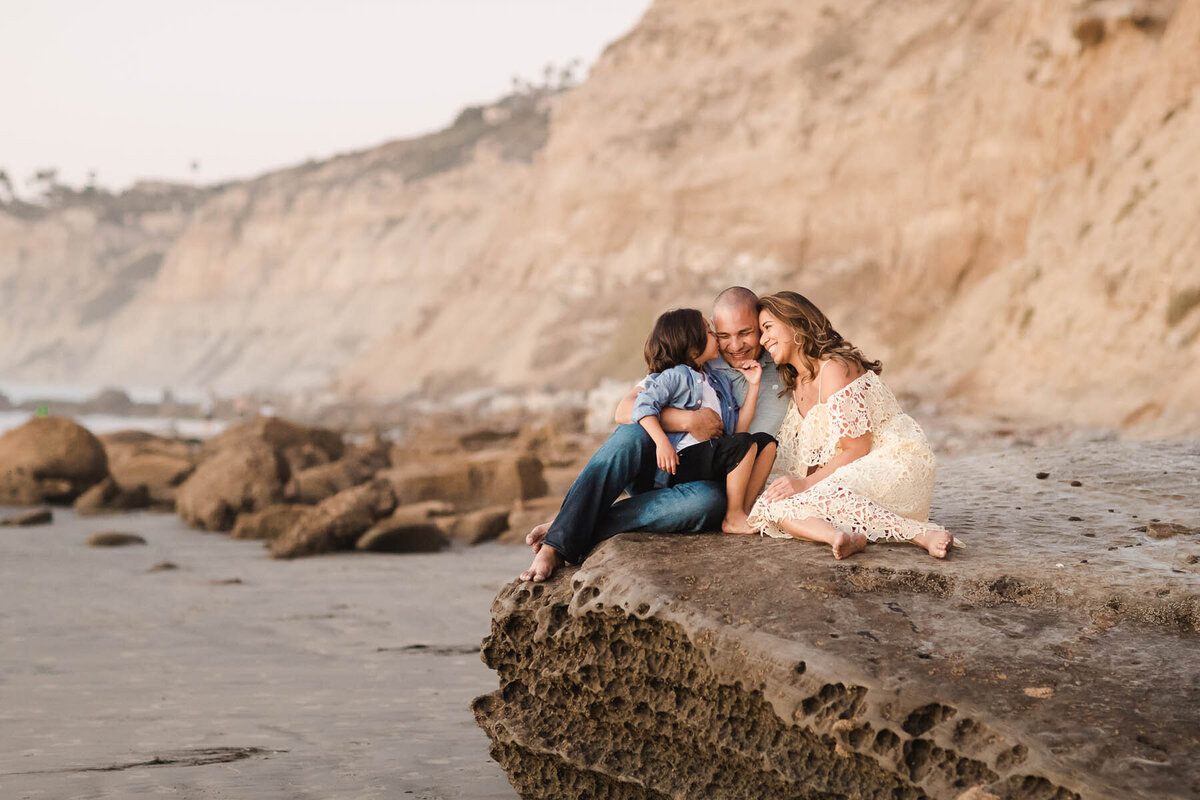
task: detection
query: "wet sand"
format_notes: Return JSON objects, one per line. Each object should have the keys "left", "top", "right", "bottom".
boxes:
{"left": 0, "top": 506, "right": 531, "bottom": 799}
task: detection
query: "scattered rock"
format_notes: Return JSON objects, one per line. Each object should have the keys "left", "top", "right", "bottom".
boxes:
{"left": 389, "top": 500, "right": 457, "bottom": 524}
{"left": 285, "top": 456, "right": 379, "bottom": 505}
{"left": 1036, "top": 471, "right": 1050, "bottom": 479}
{"left": 380, "top": 451, "right": 547, "bottom": 511}
{"left": 148, "top": 561, "right": 178, "bottom": 572}
{"left": 101, "top": 431, "right": 197, "bottom": 507}
{"left": 0, "top": 416, "right": 109, "bottom": 503}
{"left": 270, "top": 478, "right": 396, "bottom": 559}
{"left": 356, "top": 521, "right": 449, "bottom": 554}
{"left": 203, "top": 416, "right": 343, "bottom": 461}
{"left": 1070, "top": 480, "right": 1083, "bottom": 487}
{"left": 1023, "top": 686, "right": 1055, "bottom": 699}
{"left": 230, "top": 504, "right": 314, "bottom": 541}
{"left": 1145, "top": 521, "right": 1199, "bottom": 539}
{"left": 73, "top": 476, "right": 151, "bottom": 515}
{"left": 87, "top": 531, "right": 146, "bottom": 547}
{"left": 1, "top": 507, "right": 53, "bottom": 526}
{"left": 279, "top": 442, "right": 333, "bottom": 475}
{"left": 176, "top": 441, "right": 288, "bottom": 531}
{"left": 441, "top": 506, "right": 511, "bottom": 546}
{"left": 83, "top": 387, "right": 135, "bottom": 414}
{"left": 208, "top": 577, "right": 243, "bottom": 585}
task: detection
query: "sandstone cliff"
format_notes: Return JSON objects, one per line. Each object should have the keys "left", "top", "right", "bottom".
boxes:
{"left": 3, "top": 1, "right": 1199, "bottom": 435}
{"left": 475, "top": 440, "right": 1200, "bottom": 799}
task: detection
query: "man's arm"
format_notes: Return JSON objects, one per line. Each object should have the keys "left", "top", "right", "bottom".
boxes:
{"left": 614, "top": 383, "right": 724, "bottom": 439}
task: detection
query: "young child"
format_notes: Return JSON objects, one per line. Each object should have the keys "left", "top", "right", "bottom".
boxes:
{"left": 630, "top": 308, "right": 777, "bottom": 534}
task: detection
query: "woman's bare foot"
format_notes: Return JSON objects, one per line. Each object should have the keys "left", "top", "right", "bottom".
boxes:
{"left": 831, "top": 530, "right": 867, "bottom": 560}
{"left": 721, "top": 510, "right": 757, "bottom": 534}
{"left": 519, "top": 544, "right": 563, "bottom": 582}
{"left": 912, "top": 529, "right": 954, "bottom": 559}
{"left": 525, "top": 521, "right": 551, "bottom": 553}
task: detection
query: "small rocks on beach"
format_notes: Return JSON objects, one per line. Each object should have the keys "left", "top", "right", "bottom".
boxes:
{"left": 86, "top": 531, "right": 147, "bottom": 547}
{"left": 1, "top": 507, "right": 53, "bottom": 526}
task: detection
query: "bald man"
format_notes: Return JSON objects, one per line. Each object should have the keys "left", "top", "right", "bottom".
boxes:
{"left": 521, "top": 287, "right": 788, "bottom": 582}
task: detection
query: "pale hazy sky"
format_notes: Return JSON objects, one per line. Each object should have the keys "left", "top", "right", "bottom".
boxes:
{"left": 1, "top": 0, "right": 651, "bottom": 196}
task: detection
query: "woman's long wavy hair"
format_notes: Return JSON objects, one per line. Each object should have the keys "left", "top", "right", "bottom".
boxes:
{"left": 758, "top": 291, "right": 881, "bottom": 394}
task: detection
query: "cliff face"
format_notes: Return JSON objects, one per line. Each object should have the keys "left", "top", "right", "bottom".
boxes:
{"left": 483, "top": 0, "right": 1200, "bottom": 434}
{"left": 474, "top": 440, "right": 1200, "bottom": 799}
{"left": 0, "top": 183, "right": 208, "bottom": 383}
{"left": 0, "top": 94, "right": 551, "bottom": 397}
{"left": 3, "top": 1, "right": 1199, "bottom": 434}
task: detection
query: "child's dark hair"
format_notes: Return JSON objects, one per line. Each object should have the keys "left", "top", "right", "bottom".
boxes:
{"left": 644, "top": 308, "right": 709, "bottom": 374}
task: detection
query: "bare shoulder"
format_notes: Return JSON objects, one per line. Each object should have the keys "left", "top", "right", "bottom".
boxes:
{"left": 818, "top": 359, "right": 863, "bottom": 394}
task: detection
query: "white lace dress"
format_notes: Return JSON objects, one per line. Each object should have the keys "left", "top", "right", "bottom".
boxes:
{"left": 747, "top": 370, "right": 949, "bottom": 542}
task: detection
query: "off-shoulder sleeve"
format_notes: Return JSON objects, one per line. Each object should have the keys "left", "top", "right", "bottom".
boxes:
{"left": 797, "top": 372, "right": 901, "bottom": 468}
{"left": 825, "top": 378, "right": 874, "bottom": 441}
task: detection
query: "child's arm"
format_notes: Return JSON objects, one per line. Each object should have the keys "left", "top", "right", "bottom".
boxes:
{"left": 734, "top": 361, "right": 763, "bottom": 433}
{"left": 616, "top": 385, "right": 724, "bottom": 439}
{"left": 638, "top": 414, "right": 679, "bottom": 475}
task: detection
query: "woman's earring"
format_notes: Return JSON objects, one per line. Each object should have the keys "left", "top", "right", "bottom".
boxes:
{"left": 792, "top": 332, "right": 804, "bottom": 346}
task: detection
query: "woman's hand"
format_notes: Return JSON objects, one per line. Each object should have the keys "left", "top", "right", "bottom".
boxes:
{"left": 739, "top": 360, "right": 763, "bottom": 386}
{"left": 656, "top": 442, "right": 679, "bottom": 475}
{"left": 760, "top": 475, "right": 806, "bottom": 503}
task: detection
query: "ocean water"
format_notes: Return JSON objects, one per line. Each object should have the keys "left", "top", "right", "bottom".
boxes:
{"left": 0, "top": 381, "right": 225, "bottom": 438}
{"left": 0, "top": 381, "right": 209, "bottom": 405}
{"left": 0, "top": 410, "right": 227, "bottom": 439}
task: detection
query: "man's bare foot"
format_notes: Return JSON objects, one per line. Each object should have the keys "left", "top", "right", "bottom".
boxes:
{"left": 831, "top": 530, "right": 867, "bottom": 560}
{"left": 519, "top": 545, "right": 563, "bottom": 582}
{"left": 525, "top": 521, "right": 552, "bottom": 553}
{"left": 912, "top": 529, "right": 953, "bottom": 559}
{"left": 721, "top": 511, "right": 757, "bottom": 535}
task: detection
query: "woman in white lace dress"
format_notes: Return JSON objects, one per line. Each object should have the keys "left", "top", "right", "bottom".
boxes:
{"left": 745, "top": 292, "right": 955, "bottom": 559}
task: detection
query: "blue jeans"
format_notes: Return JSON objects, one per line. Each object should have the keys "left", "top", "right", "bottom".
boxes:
{"left": 542, "top": 424, "right": 727, "bottom": 564}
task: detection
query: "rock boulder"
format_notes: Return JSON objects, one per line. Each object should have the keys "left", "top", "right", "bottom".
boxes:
{"left": 203, "top": 416, "right": 343, "bottom": 461}
{"left": 176, "top": 441, "right": 288, "bottom": 531}
{"left": 230, "top": 504, "right": 314, "bottom": 541}
{"left": 381, "top": 451, "right": 547, "bottom": 511}
{"left": 0, "top": 416, "right": 109, "bottom": 503}
{"left": 475, "top": 441, "right": 1200, "bottom": 800}
{"left": 72, "top": 477, "right": 151, "bottom": 515}
{"left": 270, "top": 478, "right": 396, "bottom": 559}
{"left": 100, "top": 430, "right": 198, "bottom": 507}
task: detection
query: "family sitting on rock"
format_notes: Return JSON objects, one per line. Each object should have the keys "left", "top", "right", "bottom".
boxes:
{"left": 521, "top": 287, "right": 956, "bottom": 582}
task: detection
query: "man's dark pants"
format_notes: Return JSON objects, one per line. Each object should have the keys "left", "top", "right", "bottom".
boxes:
{"left": 541, "top": 424, "right": 726, "bottom": 564}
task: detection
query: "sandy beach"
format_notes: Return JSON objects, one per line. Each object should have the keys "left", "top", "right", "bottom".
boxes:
{"left": 0, "top": 506, "right": 530, "bottom": 799}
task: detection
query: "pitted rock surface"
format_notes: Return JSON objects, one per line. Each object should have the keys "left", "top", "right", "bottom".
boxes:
{"left": 475, "top": 441, "right": 1199, "bottom": 799}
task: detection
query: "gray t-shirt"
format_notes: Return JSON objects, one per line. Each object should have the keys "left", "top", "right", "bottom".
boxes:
{"left": 706, "top": 349, "right": 790, "bottom": 437}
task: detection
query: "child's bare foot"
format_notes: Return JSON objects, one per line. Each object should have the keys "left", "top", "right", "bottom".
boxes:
{"left": 831, "top": 531, "right": 867, "bottom": 560}
{"left": 519, "top": 545, "right": 563, "bottom": 582}
{"left": 912, "top": 529, "right": 953, "bottom": 559}
{"left": 525, "top": 521, "right": 551, "bottom": 553}
{"left": 721, "top": 511, "right": 757, "bottom": 534}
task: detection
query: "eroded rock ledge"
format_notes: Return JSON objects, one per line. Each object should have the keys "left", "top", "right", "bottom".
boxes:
{"left": 474, "top": 441, "right": 1200, "bottom": 799}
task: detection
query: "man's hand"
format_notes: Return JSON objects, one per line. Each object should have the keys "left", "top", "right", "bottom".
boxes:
{"left": 614, "top": 385, "right": 642, "bottom": 425}
{"left": 656, "top": 442, "right": 679, "bottom": 475}
{"left": 684, "top": 407, "right": 724, "bottom": 441}
{"left": 760, "top": 475, "right": 806, "bottom": 503}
